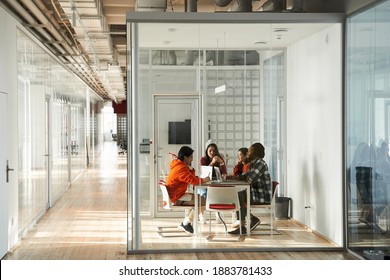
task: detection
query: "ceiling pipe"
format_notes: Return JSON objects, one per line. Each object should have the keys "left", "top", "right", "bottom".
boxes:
{"left": 261, "top": 0, "right": 284, "bottom": 11}
{"left": 4, "top": 0, "right": 68, "bottom": 57}
{"left": 185, "top": 0, "right": 198, "bottom": 12}
{"left": 215, "top": 0, "right": 252, "bottom": 12}
{"left": 34, "top": 0, "right": 74, "bottom": 46}
{"left": 4, "top": 0, "right": 52, "bottom": 43}
{"left": 20, "top": 0, "right": 76, "bottom": 55}
{"left": 292, "top": 0, "right": 304, "bottom": 11}
{"left": 214, "top": 0, "right": 233, "bottom": 7}
{"left": 12, "top": 0, "right": 109, "bottom": 98}
{"left": 20, "top": 0, "right": 103, "bottom": 92}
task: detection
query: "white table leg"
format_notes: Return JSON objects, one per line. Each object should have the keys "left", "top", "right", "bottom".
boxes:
{"left": 247, "top": 188, "right": 250, "bottom": 236}
{"left": 194, "top": 186, "right": 198, "bottom": 236}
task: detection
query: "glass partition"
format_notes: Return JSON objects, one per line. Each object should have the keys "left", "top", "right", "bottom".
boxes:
{"left": 16, "top": 28, "right": 103, "bottom": 236}
{"left": 127, "top": 12, "right": 343, "bottom": 252}
{"left": 345, "top": 0, "right": 390, "bottom": 259}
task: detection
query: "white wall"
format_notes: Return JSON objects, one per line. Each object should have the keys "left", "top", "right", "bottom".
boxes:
{"left": 286, "top": 24, "right": 343, "bottom": 245}
{"left": 0, "top": 5, "right": 20, "bottom": 249}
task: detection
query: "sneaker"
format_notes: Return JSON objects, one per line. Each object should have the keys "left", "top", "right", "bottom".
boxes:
{"left": 231, "top": 220, "right": 241, "bottom": 229}
{"left": 228, "top": 226, "right": 247, "bottom": 235}
{"left": 179, "top": 223, "right": 194, "bottom": 235}
{"left": 231, "top": 220, "right": 246, "bottom": 229}
{"left": 199, "top": 213, "right": 206, "bottom": 224}
{"left": 250, "top": 216, "right": 261, "bottom": 232}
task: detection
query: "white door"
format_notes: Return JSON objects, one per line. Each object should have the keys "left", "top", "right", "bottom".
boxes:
{"left": 153, "top": 95, "right": 200, "bottom": 217}
{"left": 0, "top": 91, "right": 9, "bottom": 258}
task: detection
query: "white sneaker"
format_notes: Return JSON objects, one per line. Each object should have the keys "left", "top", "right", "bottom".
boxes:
{"left": 199, "top": 213, "right": 206, "bottom": 224}
{"left": 231, "top": 220, "right": 241, "bottom": 229}
{"left": 231, "top": 220, "right": 246, "bottom": 228}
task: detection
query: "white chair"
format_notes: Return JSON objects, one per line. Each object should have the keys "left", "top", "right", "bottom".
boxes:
{"left": 204, "top": 185, "right": 242, "bottom": 240}
{"left": 250, "top": 181, "right": 281, "bottom": 235}
{"left": 157, "top": 180, "right": 193, "bottom": 237}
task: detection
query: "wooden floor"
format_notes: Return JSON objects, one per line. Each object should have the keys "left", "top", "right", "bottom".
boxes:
{"left": 3, "top": 142, "right": 357, "bottom": 260}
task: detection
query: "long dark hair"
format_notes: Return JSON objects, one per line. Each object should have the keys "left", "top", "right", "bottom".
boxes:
{"left": 204, "top": 143, "right": 223, "bottom": 164}
{"left": 177, "top": 146, "right": 194, "bottom": 161}
{"left": 238, "top": 147, "right": 248, "bottom": 157}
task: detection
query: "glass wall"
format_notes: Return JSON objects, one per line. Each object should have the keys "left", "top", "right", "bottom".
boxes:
{"left": 17, "top": 29, "right": 50, "bottom": 232}
{"left": 127, "top": 19, "right": 283, "bottom": 251}
{"left": 127, "top": 12, "right": 343, "bottom": 252}
{"left": 346, "top": 0, "right": 390, "bottom": 259}
{"left": 16, "top": 28, "right": 104, "bottom": 236}
{"left": 263, "top": 51, "right": 285, "bottom": 186}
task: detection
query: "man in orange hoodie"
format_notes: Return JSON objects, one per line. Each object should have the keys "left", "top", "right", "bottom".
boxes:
{"left": 165, "top": 146, "right": 210, "bottom": 234}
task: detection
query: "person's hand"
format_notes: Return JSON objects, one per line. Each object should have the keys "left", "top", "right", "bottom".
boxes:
{"left": 212, "top": 156, "right": 223, "bottom": 165}
{"left": 202, "top": 177, "right": 210, "bottom": 183}
{"left": 226, "top": 175, "right": 237, "bottom": 180}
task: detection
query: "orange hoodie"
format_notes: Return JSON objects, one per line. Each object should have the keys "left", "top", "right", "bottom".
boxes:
{"left": 165, "top": 159, "right": 203, "bottom": 203}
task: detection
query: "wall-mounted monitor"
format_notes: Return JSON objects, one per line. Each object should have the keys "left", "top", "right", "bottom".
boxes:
{"left": 168, "top": 119, "right": 191, "bottom": 144}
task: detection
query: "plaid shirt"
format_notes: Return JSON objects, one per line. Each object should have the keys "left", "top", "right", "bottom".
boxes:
{"left": 239, "top": 157, "right": 271, "bottom": 204}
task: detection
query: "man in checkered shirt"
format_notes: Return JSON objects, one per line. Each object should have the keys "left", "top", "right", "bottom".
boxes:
{"left": 227, "top": 142, "right": 272, "bottom": 235}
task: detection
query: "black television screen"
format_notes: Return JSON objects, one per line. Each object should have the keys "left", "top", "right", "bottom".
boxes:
{"left": 168, "top": 119, "right": 191, "bottom": 144}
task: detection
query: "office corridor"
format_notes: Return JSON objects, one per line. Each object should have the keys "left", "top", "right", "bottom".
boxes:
{"left": 4, "top": 141, "right": 128, "bottom": 260}
{"left": 2, "top": 141, "right": 356, "bottom": 260}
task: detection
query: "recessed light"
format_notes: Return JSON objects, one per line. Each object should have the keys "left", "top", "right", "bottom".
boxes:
{"left": 254, "top": 41, "right": 267, "bottom": 45}
{"left": 273, "top": 28, "right": 288, "bottom": 33}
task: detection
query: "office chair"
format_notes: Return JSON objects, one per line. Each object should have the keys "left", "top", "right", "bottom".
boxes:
{"left": 355, "top": 167, "right": 389, "bottom": 233}
{"left": 157, "top": 180, "right": 194, "bottom": 237}
{"left": 204, "top": 185, "right": 243, "bottom": 241}
{"left": 250, "top": 181, "right": 281, "bottom": 235}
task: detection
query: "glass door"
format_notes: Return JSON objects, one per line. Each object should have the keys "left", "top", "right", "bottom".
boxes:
{"left": 345, "top": 0, "right": 390, "bottom": 259}
{"left": 153, "top": 95, "right": 200, "bottom": 217}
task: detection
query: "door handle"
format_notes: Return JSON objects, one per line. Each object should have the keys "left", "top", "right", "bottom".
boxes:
{"left": 6, "top": 160, "right": 14, "bottom": 183}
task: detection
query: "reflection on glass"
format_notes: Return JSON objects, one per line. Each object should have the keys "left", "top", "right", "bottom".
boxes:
{"left": 346, "top": 0, "right": 390, "bottom": 259}
{"left": 131, "top": 21, "right": 284, "bottom": 251}
{"left": 16, "top": 28, "right": 103, "bottom": 236}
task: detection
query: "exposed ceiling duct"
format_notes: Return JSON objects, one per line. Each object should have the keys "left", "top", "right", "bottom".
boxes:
{"left": 3, "top": 0, "right": 113, "bottom": 100}
{"left": 260, "top": 0, "right": 284, "bottom": 11}
{"left": 57, "top": 0, "right": 126, "bottom": 102}
{"left": 185, "top": 0, "right": 198, "bottom": 12}
{"left": 1, "top": 0, "right": 351, "bottom": 103}
{"left": 215, "top": 0, "right": 288, "bottom": 12}
{"left": 215, "top": 0, "right": 252, "bottom": 12}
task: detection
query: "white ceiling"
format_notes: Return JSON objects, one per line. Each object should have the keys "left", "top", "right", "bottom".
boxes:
{"left": 138, "top": 22, "right": 333, "bottom": 49}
